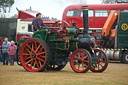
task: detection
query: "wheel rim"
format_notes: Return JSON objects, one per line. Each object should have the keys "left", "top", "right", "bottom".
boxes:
{"left": 70, "top": 50, "right": 90, "bottom": 73}
{"left": 90, "top": 49, "right": 107, "bottom": 72}
{"left": 20, "top": 39, "right": 46, "bottom": 72}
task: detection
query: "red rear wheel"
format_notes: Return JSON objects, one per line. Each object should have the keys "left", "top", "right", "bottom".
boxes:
{"left": 70, "top": 49, "right": 92, "bottom": 73}
{"left": 90, "top": 49, "right": 108, "bottom": 72}
{"left": 20, "top": 38, "right": 51, "bottom": 72}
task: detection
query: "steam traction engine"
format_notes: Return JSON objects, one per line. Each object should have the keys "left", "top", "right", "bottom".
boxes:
{"left": 17, "top": 6, "right": 108, "bottom": 73}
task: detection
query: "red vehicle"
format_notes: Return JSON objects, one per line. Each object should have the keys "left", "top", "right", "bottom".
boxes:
{"left": 62, "top": 4, "right": 128, "bottom": 43}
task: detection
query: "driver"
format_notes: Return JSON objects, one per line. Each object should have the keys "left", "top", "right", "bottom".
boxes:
{"left": 32, "top": 13, "right": 47, "bottom": 32}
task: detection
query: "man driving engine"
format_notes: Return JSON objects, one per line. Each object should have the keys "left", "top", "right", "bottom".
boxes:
{"left": 32, "top": 13, "right": 47, "bottom": 32}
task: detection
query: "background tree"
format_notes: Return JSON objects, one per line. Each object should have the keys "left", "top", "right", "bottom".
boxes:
{"left": 0, "top": 0, "right": 15, "bottom": 13}
{"left": 101, "top": 0, "right": 128, "bottom": 3}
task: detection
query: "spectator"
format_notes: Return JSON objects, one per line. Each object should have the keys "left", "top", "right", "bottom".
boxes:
{"left": 8, "top": 41, "right": 17, "bottom": 66}
{"left": 0, "top": 37, "right": 3, "bottom": 64}
{"left": 2, "top": 38, "right": 10, "bottom": 65}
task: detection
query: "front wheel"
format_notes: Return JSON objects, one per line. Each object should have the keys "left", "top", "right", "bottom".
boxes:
{"left": 90, "top": 49, "right": 108, "bottom": 73}
{"left": 70, "top": 49, "right": 92, "bottom": 73}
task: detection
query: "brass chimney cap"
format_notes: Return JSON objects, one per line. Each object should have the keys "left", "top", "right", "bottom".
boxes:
{"left": 82, "top": 6, "right": 88, "bottom": 10}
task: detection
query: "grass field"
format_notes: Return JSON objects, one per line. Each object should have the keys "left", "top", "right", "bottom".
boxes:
{"left": 0, "top": 62, "right": 128, "bottom": 85}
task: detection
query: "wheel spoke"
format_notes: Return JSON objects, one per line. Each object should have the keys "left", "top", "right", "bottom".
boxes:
{"left": 39, "top": 55, "right": 45, "bottom": 58}
{"left": 26, "top": 59, "right": 32, "bottom": 64}
{"left": 23, "top": 53, "right": 30, "bottom": 56}
{"left": 81, "top": 53, "right": 85, "bottom": 58}
{"left": 26, "top": 48, "right": 31, "bottom": 53}
{"left": 99, "top": 63, "right": 103, "bottom": 67}
{"left": 27, "top": 45, "right": 32, "bottom": 50}
{"left": 73, "top": 60, "right": 77, "bottom": 62}
{"left": 33, "top": 62, "right": 36, "bottom": 68}
{"left": 82, "top": 63, "right": 86, "bottom": 69}
{"left": 30, "top": 59, "right": 33, "bottom": 67}
{"left": 35, "top": 59, "right": 40, "bottom": 68}
{"left": 75, "top": 55, "right": 79, "bottom": 59}
{"left": 84, "top": 64, "right": 87, "bottom": 67}
{"left": 35, "top": 42, "right": 37, "bottom": 49}
{"left": 99, "top": 57, "right": 104, "bottom": 59}
{"left": 39, "top": 47, "right": 43, "bottom": 52}
{"left": 35, "top": 44, "right": 41, "bottom": 52}
{"left": 25, "top": 56, "right": 31, "bottom": 60}
{"left": 37, "top": 52, "right": 45, "bottom": 55}
{"left": 82, "top": 63, "right": 84, "bottom": 69}
{"left": 84, "top": 60, "right": 88, "bottom": 62}
{"left": 98, "top": 64, "right": 100, "bottom": 70}
{"left": 78, "top": 53, "right": 80, "bottom": 58}
{"left": 37, "top": 57, "right": 44, "bottom": 62}
{"left": 39, "top": 60, "right": 42, "bottom": 67}
{"left": 78, "top": 64, "right": 80, "bottom": 70}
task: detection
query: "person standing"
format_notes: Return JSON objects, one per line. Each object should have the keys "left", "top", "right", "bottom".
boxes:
{"left": 0, "top": 36, "right": 3, "bottom": 64}
{"left": 2, "top": 38, "right": 10, "bottom": 65}
{"left": 8, "top": 41, "right": 17, "bottom": 66}
{"left": 32, "top": 13, "right": 47, "bottom": 32}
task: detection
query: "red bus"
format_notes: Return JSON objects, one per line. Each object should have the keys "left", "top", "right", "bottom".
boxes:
{"left": 62, "top": 4, "right": 128, "bottom": 43}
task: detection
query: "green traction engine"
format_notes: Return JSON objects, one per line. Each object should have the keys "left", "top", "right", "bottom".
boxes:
{"left": 17, "top": 6, "right": 108, "bottom": 73}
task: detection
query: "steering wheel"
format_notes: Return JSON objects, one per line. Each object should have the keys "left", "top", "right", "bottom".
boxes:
{"left": 52, "top": 20, "right": 70, "bottom": 28}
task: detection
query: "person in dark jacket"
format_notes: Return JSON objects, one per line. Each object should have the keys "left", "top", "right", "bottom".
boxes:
{"left": 2, "top": 38, "right": 10, "bottom": 65}
{"left": 0, "top": 36, "right": 3, "bottom": 64}
{"left": 32, "top": 13, "right": 47, "bottom": 32}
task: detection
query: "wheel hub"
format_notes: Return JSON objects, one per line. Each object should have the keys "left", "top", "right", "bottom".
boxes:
{"left": 32, "top": 52, "right": 36, "bottom": 58}
{"left": 78, "top": 59, "right": 82, "bottom": 63}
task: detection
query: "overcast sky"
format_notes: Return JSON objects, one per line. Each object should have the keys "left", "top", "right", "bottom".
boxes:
{"left": 5, "top": 0, "right": 101, "bottom": 19}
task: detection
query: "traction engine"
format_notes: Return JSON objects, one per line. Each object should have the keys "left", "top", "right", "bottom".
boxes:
{"left": 17, "top": 6, "right": 108, "bottom": 73}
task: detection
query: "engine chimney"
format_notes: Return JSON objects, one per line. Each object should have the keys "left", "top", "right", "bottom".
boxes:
{"left": 78, "top": 6, "right": 95, "bottom": 51}
{"left": 82, "top": 6, "right": 89, "bottom": 34}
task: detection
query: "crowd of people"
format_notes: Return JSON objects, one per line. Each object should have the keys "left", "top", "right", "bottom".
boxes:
{"left": 0, "top": 37, "right": 17, "bottom": 66}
